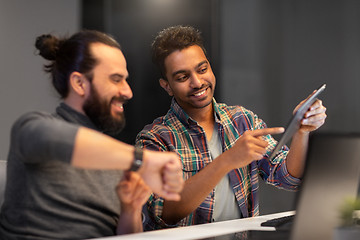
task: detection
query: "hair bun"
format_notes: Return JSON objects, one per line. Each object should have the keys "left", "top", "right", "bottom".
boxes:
{"left": 35, "top": 34, "right": 60, "bottom": 61}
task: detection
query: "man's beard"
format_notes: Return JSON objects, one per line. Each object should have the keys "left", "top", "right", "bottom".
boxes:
{"left": 83, "top": 86, "right": 126, "bottom": 137}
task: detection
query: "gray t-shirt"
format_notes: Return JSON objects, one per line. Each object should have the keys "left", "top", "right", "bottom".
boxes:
{"left": 0, "top": 103, "right": 123, "bottom": 240}
{"left": 209, "top": 125, "right": 241, "bottom": 222}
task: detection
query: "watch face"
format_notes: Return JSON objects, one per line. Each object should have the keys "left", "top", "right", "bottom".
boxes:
{"left": 134, "top": 159, "right": 142, "bottom": 166}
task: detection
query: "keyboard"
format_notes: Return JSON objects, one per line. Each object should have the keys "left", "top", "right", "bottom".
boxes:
{"left": 260, "top": 214, "right": 295, "bottom": 229}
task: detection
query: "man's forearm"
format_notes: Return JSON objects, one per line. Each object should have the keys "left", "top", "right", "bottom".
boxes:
{"left": 116, "top": 211, "right": 143, "bottom": 235}
{"left": 286, "top": 131, "right": 310, "bottom": 178}
{"left": 71, "top": 127, "right": 134, "bottom": 170}
{"left": 162, "top": 154, "right": 231, "bottom": 224}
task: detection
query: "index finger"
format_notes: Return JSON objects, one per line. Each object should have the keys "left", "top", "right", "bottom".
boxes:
{"left": 250, "top": 127, "right": 285, "bottom": 137}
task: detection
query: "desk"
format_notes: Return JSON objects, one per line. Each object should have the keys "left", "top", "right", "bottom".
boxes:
{"left": 88, "top": 211, "right": 295, "bottom": 240}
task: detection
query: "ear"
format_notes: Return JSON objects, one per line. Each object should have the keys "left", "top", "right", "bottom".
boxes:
{"left": 69, "top": 72, "right": 89, "bottom": 97}
{"left": 159, "top": 78, "right": 174, "bottom": 96}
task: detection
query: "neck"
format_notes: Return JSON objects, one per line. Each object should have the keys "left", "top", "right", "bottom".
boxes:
{"left": 186, "top": 103, "right": 215, "bottom": 140}
{"left": 63, "top": 96, "right": 86, "bottom": 115}
{"left": 188, "top": 104, "right": 214, "bottom": 124}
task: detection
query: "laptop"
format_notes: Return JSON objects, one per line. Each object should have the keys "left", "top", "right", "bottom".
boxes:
{"left": 290, "top": 132, "right": 360, "bottom": 240}
{"left": 197, "top": 133, "right": 360, "bottom": 240}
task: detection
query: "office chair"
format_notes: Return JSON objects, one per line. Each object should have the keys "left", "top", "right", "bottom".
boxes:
{"left": 0, "top": 160, "right": 7, "bottom": 207}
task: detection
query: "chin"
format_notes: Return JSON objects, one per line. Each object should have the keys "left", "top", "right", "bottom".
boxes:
{"left": 195, "top": 100, "right": 212, "bottom": 109}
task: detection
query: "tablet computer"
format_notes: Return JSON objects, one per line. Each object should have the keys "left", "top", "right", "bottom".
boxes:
{"left": 268, "top": 84, "right": 326, "bottom": 160}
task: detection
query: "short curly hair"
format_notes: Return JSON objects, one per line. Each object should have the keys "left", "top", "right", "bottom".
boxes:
{"left": 151, "top": 25, "right": 207, "bottom": 80}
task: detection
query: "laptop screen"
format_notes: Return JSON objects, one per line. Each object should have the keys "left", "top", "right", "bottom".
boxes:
{"left": 290, "top": 133, "right": 360, "bottom": 240}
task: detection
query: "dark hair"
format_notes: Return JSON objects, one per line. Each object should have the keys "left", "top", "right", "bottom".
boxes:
{"left": 35, "top": 30, "right": 121, "bottom": 98}
{"left": 151, "top": 25, "right": 207, "bottom": 80}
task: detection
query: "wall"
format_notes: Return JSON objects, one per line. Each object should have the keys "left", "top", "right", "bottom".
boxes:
{"left": 220, "top": 0, "right": 360, "bottom": 214}
{"left": 220, "top": 0, "right": 360, "bottom": 132}
{"left": 0, "top": 0, "right": 80, "bottom": 159}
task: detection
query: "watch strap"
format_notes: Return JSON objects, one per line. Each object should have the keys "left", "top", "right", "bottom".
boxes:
{"left": 129, "top": 147, "right": 143, "bottom": 171}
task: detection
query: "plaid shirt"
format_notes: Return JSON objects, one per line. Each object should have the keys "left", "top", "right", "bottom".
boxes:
{"left": 136, "top": 98, "right": 301, "bottom": 229}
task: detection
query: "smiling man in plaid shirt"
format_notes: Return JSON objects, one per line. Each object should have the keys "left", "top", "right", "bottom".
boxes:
{"left": 136, "top": 25, "right": 327, "bottom": 230}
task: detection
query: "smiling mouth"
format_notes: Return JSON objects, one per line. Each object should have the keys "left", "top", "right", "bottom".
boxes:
{"left": 194, "top": 90, "right": 206, "bottom": 96}
{"left": 112, "top": 101, "right": 124, "bottom": 112}
{"left": 113, "top": 102, "right": 123, "bottom": 108}
{"left": 192, "top": 87, "right": 209, "bottom": 98}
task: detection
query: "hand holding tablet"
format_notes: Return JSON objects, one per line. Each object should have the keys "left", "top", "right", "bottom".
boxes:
{"left": 268, "top": 84, "right": 326, "bottom": 160}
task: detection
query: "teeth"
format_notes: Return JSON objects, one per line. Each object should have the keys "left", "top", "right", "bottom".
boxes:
{"left": 194, "top": 90, "right": 206, "bottom": 96}
{"left": 114, "top": 102, "right": 123, "bottom": 109}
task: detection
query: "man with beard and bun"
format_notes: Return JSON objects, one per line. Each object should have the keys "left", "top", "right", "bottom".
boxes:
{"left": 0, "top": 30, "right": 184, "bottom": 240}
{"left": 136, "top": 25, "right": 327, "bottom": 229}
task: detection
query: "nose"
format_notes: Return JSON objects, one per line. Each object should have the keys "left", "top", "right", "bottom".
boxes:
{"left": 118, "top": 80, "right": 133, "bottom": 100}
{"left": 189, "top": 73, "right": 202, "bottom": 89}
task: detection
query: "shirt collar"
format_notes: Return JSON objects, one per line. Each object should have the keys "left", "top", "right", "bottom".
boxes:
{"left": 55, "top": 102, "right": 98, "bottom": 130}
{"left": 169, "top": 97, "right": 221, "bottom": 126}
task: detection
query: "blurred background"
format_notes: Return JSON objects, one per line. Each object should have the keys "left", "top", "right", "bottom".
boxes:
{"left": 1, "top": 0, "right": 359, "bottom": 214}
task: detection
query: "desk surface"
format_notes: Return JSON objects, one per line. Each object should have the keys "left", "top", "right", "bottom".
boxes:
{"left": 88, "top": 211, "right": 295, "bottom": 240}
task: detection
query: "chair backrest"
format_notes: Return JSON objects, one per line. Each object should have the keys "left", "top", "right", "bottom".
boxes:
{"left": 0, "top": 160, "right": 7, "bottom": 207}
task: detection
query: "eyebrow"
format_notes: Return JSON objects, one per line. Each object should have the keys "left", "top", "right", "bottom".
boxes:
{"left": 171, "top": 60, "right": 208, "bottom": 78}
{"left": 110, "top": 73, "right": 129, "bottom": 80}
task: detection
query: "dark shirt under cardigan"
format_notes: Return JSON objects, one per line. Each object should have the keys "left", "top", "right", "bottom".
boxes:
{"left": 0, "top": 103, "right": 123, "bottom": 240}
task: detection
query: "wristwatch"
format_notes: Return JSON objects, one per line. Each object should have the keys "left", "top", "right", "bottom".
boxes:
{"left": 129, "top": 147, "right": 143, "bottom": 171}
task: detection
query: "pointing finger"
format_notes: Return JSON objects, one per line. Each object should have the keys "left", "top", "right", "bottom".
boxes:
{"left": 250, "top": 127, "right": 285, "bottom": 137}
